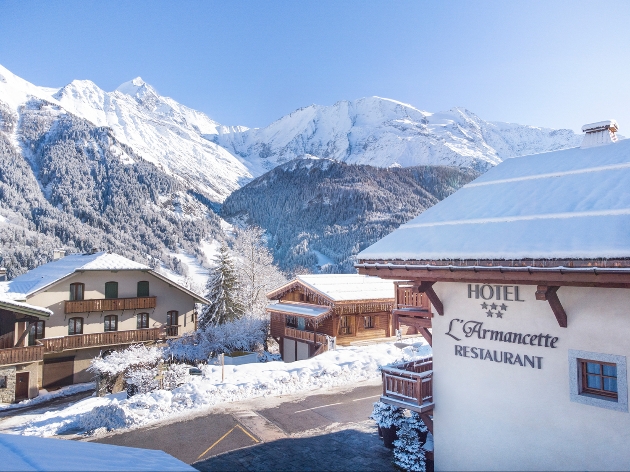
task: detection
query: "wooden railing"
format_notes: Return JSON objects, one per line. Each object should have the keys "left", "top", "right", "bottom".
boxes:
{"left": 381, "top": 357, "right": 434, "bottom": 413}
{"left": 0, "top": 345, "right": 44, "bottom": 366}
{"left": 0, "top": 332, "right": 14, "bottom": 350}
{"left": 65, "top": 296, "right": 157, "bottom": 314}
{"left": 395, "top": 286, "right": 430, "bottom": 310}
{"left": 284, "top": 327, "right": 327, "bottom": 345}
{"left": 40, "top": 327, "right": 163, "bottom": 352}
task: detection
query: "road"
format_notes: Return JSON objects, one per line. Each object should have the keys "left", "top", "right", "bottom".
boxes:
{"left": 93, "top": 380, "right": 394, "bottom": 471}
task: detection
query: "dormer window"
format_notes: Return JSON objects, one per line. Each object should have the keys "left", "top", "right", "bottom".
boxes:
{"left": 137, "top": 281, "right": 149, "bottom": 297}
{"left": 105, "top": 282, "right": 118, "bottom": 299}
{"left": 69, "top": 283, "right": 84, "bottom": 301}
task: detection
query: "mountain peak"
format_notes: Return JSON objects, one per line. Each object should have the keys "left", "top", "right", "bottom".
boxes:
{"left": 116, "top": 77, "right": 154, "bottom": 97}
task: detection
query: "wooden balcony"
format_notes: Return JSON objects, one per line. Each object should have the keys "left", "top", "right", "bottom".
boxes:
{"left": 381, "top": 357, "right": 434, "bottom": 414}
{"left": 0, "top": 345, "right": 44, "bottom": 366}
{"left": 65, "top": 296, "right": 157, "bottom": 314}
{"left": 284, "top": 327, "right": 328, "bottom": 345}
{"left": 41, "top": 327, "right": 164, "bottom": 352}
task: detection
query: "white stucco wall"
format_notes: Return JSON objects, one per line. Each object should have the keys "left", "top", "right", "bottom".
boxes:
{"left": 432, "top": 282, "right": 630, "bottom": 471}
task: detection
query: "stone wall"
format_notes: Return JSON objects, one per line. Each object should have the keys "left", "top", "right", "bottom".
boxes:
{"left": 0, "top": 366, "right": 16, "bottom": 403}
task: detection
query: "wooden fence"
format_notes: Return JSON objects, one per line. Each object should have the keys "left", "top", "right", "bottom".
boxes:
{"left": 40, "top": 327, "right": 163, "bottom": 352}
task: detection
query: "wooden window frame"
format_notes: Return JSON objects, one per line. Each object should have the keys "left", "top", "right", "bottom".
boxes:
{"left": 579, "top": 359, "right": 618, "bottom": 399}
{"left": 167, "top": 311, "right": 178, "bottom": 326}
{"left": 363, "top": 316, "right": 374, "bottom": 329}
{"left": 68, "top": 317, "right": 84, "bottom": 336}
{"left": 137, "top": 281, "right": 150, "bottom": 298}
{"left": 286, "top": 315, "right": 298, "bottom": 328}
{"left": 339, "top": 315, "right": 352, "bottom": 335}
{"left": 69, "top": 283, "right": 85, "bottom": 301}
{"left": 28, "top": 320, "right": 45, "bottom": 345}
{"left": 137, "top": 313, "right": 149, "bottom": 329}
{"left": 105, "top": 281, "right": 119, "bottom": 299}
{"left": 104, "top": 315, "right": 118, "bottom": 332}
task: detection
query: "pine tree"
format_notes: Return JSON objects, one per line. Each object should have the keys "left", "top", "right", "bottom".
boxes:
{"left": 200, "top": 243, "right": 244, "bottom": 327}
{"left": 392, "top": 412, "right": 428, "bottom": 472}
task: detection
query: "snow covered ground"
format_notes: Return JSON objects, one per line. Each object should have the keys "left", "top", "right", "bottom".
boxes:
{"left": 0, "top": 339, "right": 430, "bottom": 438}
{"left": 0, "top": 384, "right": 93, "bottom": 412}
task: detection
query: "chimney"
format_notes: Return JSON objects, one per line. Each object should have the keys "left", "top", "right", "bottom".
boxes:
{"left": 0, "top": 268, "right": 6, "bottom": 282}
{"left": 53, "top": 249, "right": 66, "bottom": 261}
{"left": 581, "top": 120, "right": 619, "bottom": 149}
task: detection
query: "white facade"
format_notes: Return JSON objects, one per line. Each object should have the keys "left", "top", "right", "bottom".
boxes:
{"left": 431, "top": 282, "right": 630, "bottom": 471}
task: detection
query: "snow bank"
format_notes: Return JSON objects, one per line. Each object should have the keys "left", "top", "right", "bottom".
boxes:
{"left": 0, "top": 383, "right": 94, "bottom": 412}
{"left": 11, "top": 340, "right": 430, "bottom": 437}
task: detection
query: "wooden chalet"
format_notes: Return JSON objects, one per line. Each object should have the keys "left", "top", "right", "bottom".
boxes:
{"left": 267, "top": 274, "right": 431, "bottom": 362}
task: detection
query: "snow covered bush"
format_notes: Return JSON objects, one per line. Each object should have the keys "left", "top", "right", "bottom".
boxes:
{"left": 393, "top": 412, "right": 428, "bottom": 472}
{"left": 167, "top": 317, "right": 267, "bottom": 363}
{"left": 89, "top": 344, "right": 164, "bottom": 394}
{"left": 370, "top": 401, "right": 406, "bottom": 428}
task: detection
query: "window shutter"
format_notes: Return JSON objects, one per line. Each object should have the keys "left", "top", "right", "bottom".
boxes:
{"left": 137, "top": 281, "right": 149, "bottom": 297}
{"left": 105, "top": 282, "right": 118, "bottom": 299}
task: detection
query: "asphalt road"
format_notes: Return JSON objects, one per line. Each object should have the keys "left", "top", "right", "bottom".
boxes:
{"left": 94, "top": 382, "right": 394, "bottom": 470}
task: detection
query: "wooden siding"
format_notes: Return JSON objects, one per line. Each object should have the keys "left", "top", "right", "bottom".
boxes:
{"left": 65, "top": 296, "right": 157, "bottom": 314}
{"left": 0, "top": 345, "right": 43, "bottom": 366}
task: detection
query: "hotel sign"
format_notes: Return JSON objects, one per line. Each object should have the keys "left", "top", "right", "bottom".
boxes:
{"left": 444, "top": 284, "right": 559, "bottom": 369}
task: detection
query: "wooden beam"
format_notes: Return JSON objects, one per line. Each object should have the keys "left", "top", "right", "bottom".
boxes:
{"left": 419, "top": 412, "right": 433, "bottom": 434}
{"left": 357, "top": 265, "right": 630, "bottom": 288}
{"left": 418, "top": 327, "right": 432, "bottom": 347}
{"left": 14, "top": 322, "right": 34, "bottom": 348}
{"left": 535, "top": 285, "right": 567, "bottom": 328}
{"left": 416, "top": 281, "right": 444, "bottom": 316}
{"left": 397, "top": 316, "right": 432, "bottom": 329}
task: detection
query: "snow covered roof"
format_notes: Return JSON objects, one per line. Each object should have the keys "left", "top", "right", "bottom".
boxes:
{"left": 0, "top": 433, "right": 194, "bottom": 471}
{"left": 267, "top": 274, "right": 396, "bottom": 302}
{"left": 0, "top": 252, "right": 209, "bottom": 303}
{"left": 0, "top": 297, "right": 52, "bottom": 318}
{"left": 0, "top": 252, "right": 149, "bottom": 300}
{"left": 267, "top": 301, "right": 331, "bottom": 318}
{"left": 358, "top": 138, "right": 630, "bottom": 263}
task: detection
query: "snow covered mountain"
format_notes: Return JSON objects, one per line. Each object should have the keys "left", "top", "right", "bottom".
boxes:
{"left": 215, "top": 97, "right": 582, "bottom": 173}
{"left": 0, "top": 64, "right": 251, "bottom": 203}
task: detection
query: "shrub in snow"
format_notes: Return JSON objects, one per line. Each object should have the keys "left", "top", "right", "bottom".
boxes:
{"left": 393, "top": 412, "right": 428, "bottom": 472}
{"left": 167, "top": 317, "right": 267, "bottom": 363}
{"left": 89, "top": 344, "right": 164, "bottom": 394}
{"left": 370, "top": 401, "right": 406, "bottom": 428}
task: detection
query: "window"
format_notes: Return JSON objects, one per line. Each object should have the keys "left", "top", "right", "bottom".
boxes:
{"left": 104, "top": 315, "right": 118, "bottom": 332}
{"left": 569, "top": 349, "right": 628, "bottom": 412}
{"left": 363, "top": 316, "right": 374, "bottom": 329}
{"left": 0, "top": 376, "right": 6, "bottom": 389}
{"left": 580, "top": 360, "right": 618, "bottom": 399}
{"left": 28, "top": 321, "right": 45, "bottom": 346}
{"left": 167, "top": 311, "right": 178, "bottom": 326}
{"left": 105, "top": 282, "right": 118, "bottom": 299}
{"left": 68, "top": 317, "right": 83, "bottom": 335}
{"left": 137, "top": 281, "right": 149, "bottom": 297}
{"left": 137, "top": 313, "right": 149, "bottom": 329}
{"left": 69, "top": 283, "right": 84, "bottom": 301}
{"left": 297, "top": 317, "right": 306, "bottom": 331}
{"left": 286, "top": 316, "right": 298, "bottom": 328}
{"left": 339, "top": 316, "right": 352, "bottom": 335}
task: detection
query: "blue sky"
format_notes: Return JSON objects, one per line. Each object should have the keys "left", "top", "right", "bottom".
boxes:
{"left": 1, "top": 1, "right": 628, "bottom": 131}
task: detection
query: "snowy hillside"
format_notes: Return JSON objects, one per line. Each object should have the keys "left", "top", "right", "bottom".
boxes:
{"left": 215, "top": 97, "right": 582, "bottom": 173}
{"left": 0, "top": 64, "right": 251, "bottom": 203}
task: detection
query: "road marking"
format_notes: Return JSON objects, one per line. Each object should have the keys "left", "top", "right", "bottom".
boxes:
{"left": 196, "top": 424, "right": 259, "bottom": 461}
{"left": 294, "top": 402, "right": 343, "bottom": 414}
{"left": 352, "top": 395, "right": 381, "bottom": 402}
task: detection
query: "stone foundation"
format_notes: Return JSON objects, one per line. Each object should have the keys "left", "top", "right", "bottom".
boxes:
{"left": 0, "top": 366, "right": 16, "bottom": 403}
